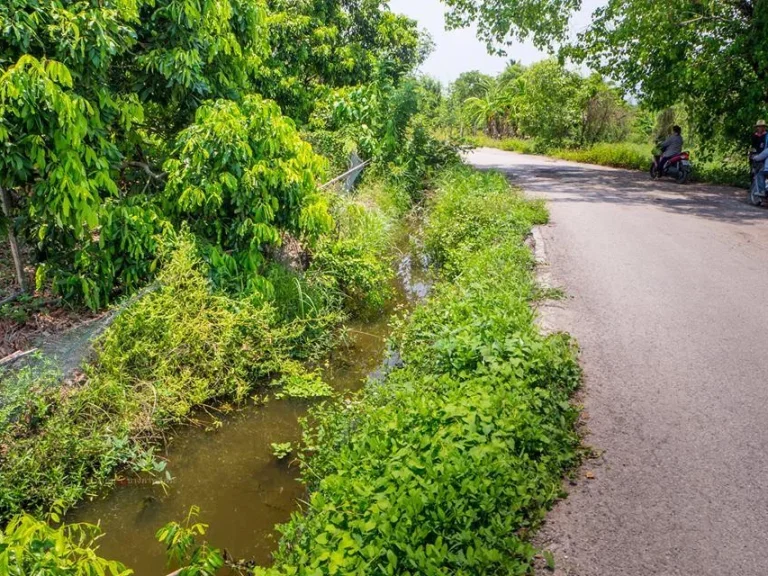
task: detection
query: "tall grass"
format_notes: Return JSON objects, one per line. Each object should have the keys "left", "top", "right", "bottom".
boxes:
{"left": 552, "top": 142, "right": 650, "bottom": 171}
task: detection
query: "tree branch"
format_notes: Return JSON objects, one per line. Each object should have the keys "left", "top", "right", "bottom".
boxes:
{"left": 121, "top": 161, "right": 168, "bottom": 182}
{"left": 0, "top": 185, "right": 28, "bottom": 293}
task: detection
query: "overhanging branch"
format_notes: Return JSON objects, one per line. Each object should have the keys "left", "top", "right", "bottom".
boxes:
{"left": 121, "top": 161, "right": 168, "bottom": 182}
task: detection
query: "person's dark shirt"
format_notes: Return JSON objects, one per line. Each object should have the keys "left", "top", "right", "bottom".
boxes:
{"left": 752, "top": 132, "right": 767, "bottom": 152}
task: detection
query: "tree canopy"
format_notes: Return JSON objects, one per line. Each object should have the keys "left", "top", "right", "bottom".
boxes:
{"left": 0, "top": 0, "right": 436, "bottom": 308}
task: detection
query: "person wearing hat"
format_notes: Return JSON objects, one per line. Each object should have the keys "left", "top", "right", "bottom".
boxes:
{"left": 752, "top": 120, "right": 767, "bottom": 155}
{"left": 750, "top": 122, "right": 768, "bottom": 198}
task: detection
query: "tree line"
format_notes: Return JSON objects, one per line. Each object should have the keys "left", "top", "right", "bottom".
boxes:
{"left": 438, "top": 60, "right": 635, "bottom": 148}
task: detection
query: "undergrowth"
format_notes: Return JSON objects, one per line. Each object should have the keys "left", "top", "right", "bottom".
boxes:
{"left": 257, "top": 166, "right": 581, "bottom": 575}
{"left": 0, "top": 237, "right": 297, "bottom": 518}
{"left": 0, "top": 174, "right": 411, "bottom": 522}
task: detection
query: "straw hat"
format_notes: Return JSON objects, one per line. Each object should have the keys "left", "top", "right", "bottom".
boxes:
{"left": 757, "top": 120, "right": 767, "bottom": 128}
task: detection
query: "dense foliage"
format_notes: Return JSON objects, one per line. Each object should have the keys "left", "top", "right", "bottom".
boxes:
{"left": 0, "top": 0, "right": 438, "bottom": 308}
{"left": 257, "top": 167, "right": 581, "bottom": 575}
{"left": 0, "top": 509, "right": 131, "bottom": 575}
{"left": 0, "top": 164, "right": 423, "bottom": 523}
{"left": 445, "top": 60, "right": 632, "bottom": 148}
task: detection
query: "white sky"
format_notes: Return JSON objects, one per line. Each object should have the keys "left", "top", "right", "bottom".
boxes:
{"left": 388, "top": 0, "right": 606, "bottom": 84}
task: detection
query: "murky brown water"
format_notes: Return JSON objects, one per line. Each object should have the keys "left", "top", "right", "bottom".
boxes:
{"left": 68, "top": 227, "right": 429, "bottom": 575}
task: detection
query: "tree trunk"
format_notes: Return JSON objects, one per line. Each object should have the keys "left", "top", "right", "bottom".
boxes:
{"left": 0, "top": 185, "right": 28, "bottom": 293}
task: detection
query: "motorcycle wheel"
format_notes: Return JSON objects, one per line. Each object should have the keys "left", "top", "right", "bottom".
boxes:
{"left": 749, "top": 180, "right": 763, "bottom": 206}
{"left": 676, "top": 168, "right": 690, "bottom": 184}
{"left": 649, "top": 163, "right": 659, "bottom": 179}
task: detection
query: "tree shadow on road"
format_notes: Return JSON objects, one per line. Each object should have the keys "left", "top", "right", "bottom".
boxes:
{"left": 475, "top": 161, "right": 766, "bottom": 225}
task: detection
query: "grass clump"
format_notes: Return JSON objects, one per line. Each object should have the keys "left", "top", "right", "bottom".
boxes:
{"left": 309, "top": 179, "right": 408, "bottom": 316}
{"left": 551, "top": 142, "right": 650, "bottom": 171}
{"left": 257, "top": 166, "right": 581, "bottom": 576}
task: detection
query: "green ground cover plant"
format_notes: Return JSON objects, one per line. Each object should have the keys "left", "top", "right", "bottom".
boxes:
{"left": 256, "top": 166, "right": 581, "bottom": 575}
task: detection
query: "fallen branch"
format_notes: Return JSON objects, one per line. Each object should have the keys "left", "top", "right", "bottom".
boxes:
{"left": 0, "top": 348, "right": 38, "bottom": 367}
{"left": 0, "top": 292, "right": 21, "bottom": 307}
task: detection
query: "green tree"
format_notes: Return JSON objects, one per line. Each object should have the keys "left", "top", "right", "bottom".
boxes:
{"left": 572, "top": 0, "right": 768, "bottom": 144}
{"left": 440, "top": 0, "right": 768, "bottom": 148}
{"left": 442, "top": 0, "right": 581, "bottom": 51}
{"left": 462, "top": 77, "right": 515, "bottom": 138}
{"left": 255, "top": 0, "right": 426, "bottom": 123}
{"left": 164, "top": 95, "right": 332, "bottom": 292}
{"left": 515, "top": 60, "right": 582, "bottom": 144}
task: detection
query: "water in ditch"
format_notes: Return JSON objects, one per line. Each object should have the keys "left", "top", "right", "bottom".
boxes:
{"left": 68, "top": 227, "right": 430, "bottom": 575}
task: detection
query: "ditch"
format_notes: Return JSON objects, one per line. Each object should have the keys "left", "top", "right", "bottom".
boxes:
{"left": 67, "top": 222, "right": 431, "bottom": 575}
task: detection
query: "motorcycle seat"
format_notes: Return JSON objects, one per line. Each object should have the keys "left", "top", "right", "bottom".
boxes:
{"left": 667, "top": 152, "right": 690, "bottom": 163}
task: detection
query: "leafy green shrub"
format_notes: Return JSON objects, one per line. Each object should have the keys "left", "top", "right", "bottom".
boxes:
{"left": 164, "top": 96, "right": 333, "bottom": 292}
{"left": 424, "top": 167, "right": 547, "bottom": 271}
{"left": 311, "top": 237, "right": 394, "bottom": 314}
{"left": 0, "top": 236, "right": 295, "bottom": 519}
{"left": 694, "top": 161, "right": 748, "bottom": 188}
{"left": 257, "top": 167, "right": 581, "bottom": 576}
{"left": 40, "top": 198, "right": 171, "bottom": 310}
{"left": 157, "top": 506, "right": 224, "bottom": 576}
{"left": 0, "top": 508, "right": 131, "bottom": 575}
{"left": 308, "top": 179, "right": 410, "bottom": 316}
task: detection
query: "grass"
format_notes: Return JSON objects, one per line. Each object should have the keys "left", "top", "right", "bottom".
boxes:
{"left": 257, "top": 166, "right": 581, "bottom": 575}
{"left": 551, "top": 142, "right": 650, "bottom": 171}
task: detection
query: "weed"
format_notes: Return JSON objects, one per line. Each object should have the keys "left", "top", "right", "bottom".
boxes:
{"left": 271, "top": 443, "right": 293, "bottom": 460}
{"left": 273, "top": 361, "right": 333, "bottom": 400}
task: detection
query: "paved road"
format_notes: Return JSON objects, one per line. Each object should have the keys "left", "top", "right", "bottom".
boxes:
{"left": 467, "top": 148, "right": 768, "bottom": 576}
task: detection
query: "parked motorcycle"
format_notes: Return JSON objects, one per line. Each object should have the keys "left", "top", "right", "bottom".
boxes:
{"left": 650, "top": 151, "right": 692, "bottom": 184}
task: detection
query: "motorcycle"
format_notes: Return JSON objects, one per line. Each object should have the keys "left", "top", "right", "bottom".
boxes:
{"left": 650, "top": 150, "right": 692, "bottom": 184}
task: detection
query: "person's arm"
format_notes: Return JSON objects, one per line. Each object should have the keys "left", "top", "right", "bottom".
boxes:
{"left": 753, "top": 146, "right": 768, "bottom": 162}
{"left": 660, "top": 135, "right": 673, "bottom": 152}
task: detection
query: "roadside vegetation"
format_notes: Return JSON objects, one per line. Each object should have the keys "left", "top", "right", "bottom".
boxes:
{"left": 8, "top": 0, "right": 760, "bottom": 573}
{"left": 0, "top": 163, "right": 580, "bottom": 575}
{"left": 0, "top": 0, "right": 460, "bottom": 564}
{"left": 257, "top": 167, "right": 581, "bottom": 575}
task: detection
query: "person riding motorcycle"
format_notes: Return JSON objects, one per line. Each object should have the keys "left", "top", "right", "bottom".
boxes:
{"left": 750, "top": 120, "right": 768, "bottom": 181}
{"left": 751, "top": 136, "right": 768, "bottom": 199}
{"left": 657, "top": 126, "right": 684, "bottom": 176}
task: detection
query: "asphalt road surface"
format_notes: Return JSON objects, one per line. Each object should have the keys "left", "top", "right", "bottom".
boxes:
{"left": 466, "top": 148, "right": 768, "bottom": 576}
